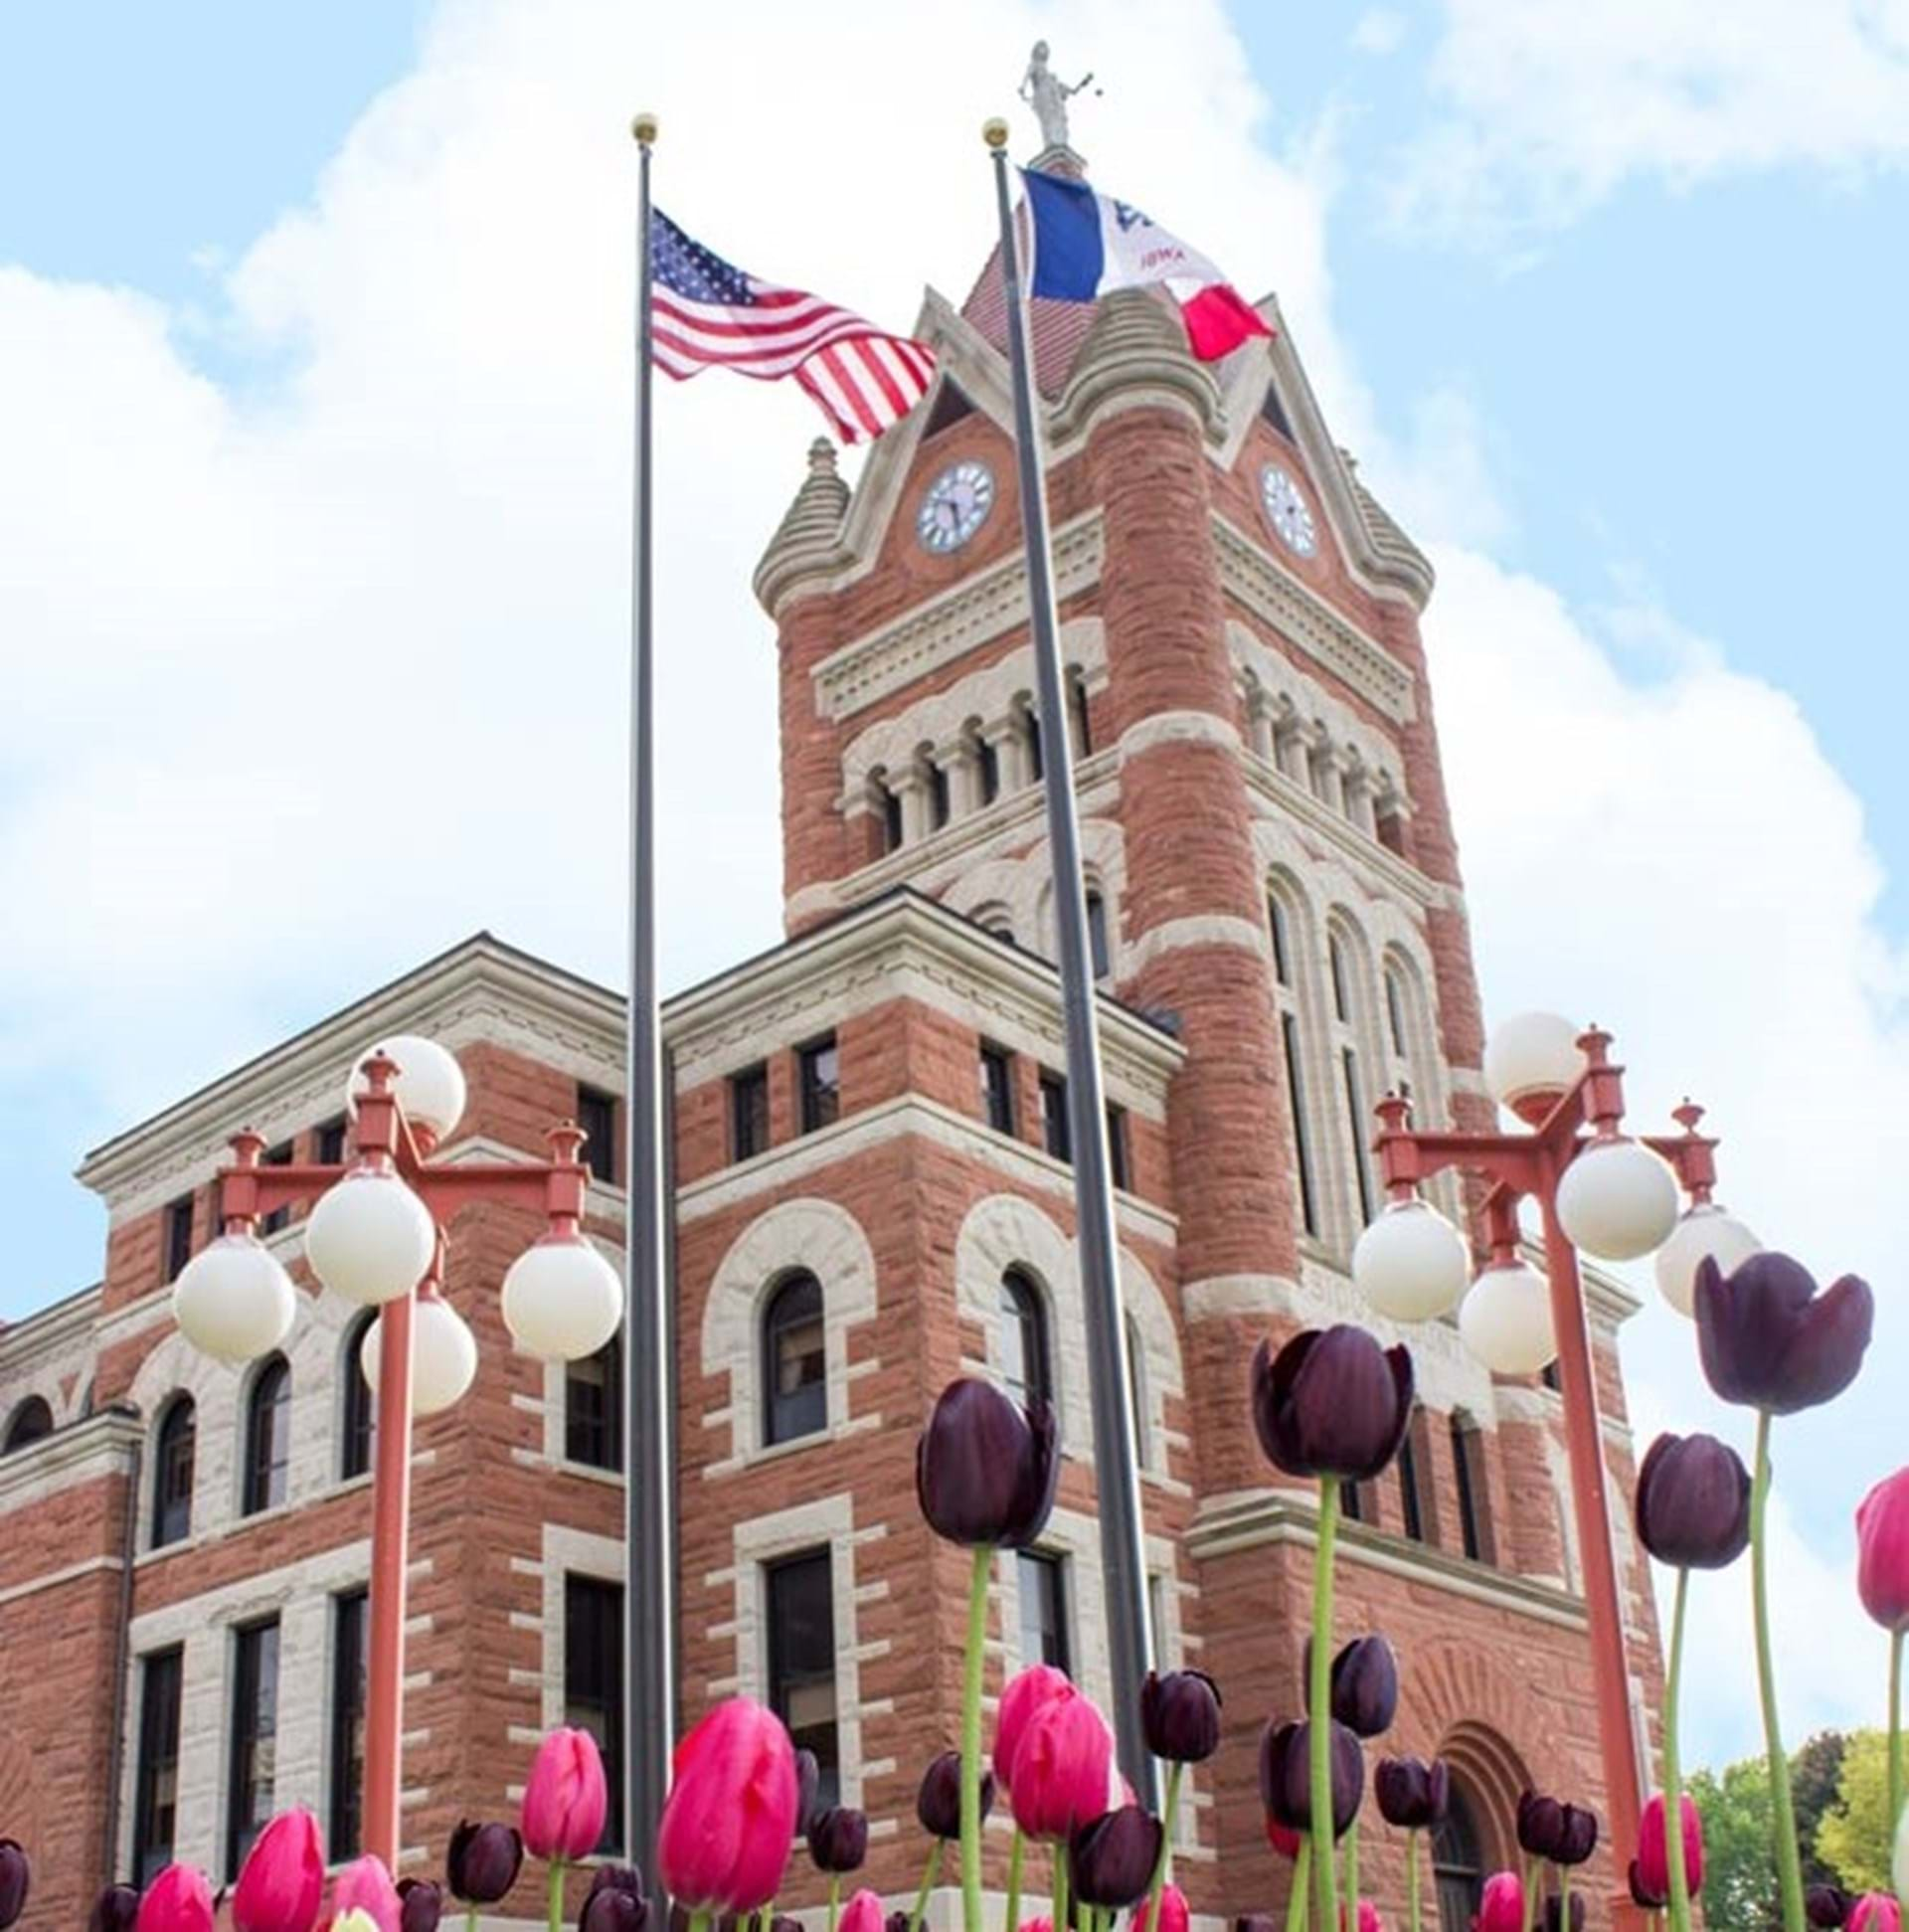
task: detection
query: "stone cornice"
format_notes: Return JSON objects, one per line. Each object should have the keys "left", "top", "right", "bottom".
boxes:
{"left": 0, "top": 1405, "right": 141, "bottom": 1510}
{"left": 0, "top": 1281, "right": 103, "bottom": 1363}
{"left": 1241, "top": 760, "right": 1444, "bottom": 911}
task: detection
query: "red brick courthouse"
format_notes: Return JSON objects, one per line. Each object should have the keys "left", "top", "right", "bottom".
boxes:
{"left": 0, "top": 168, "right": 1663, "bottom": 1929}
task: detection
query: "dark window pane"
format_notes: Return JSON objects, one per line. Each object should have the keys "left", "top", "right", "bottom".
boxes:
{"left": 979, "top": 1045, "right": 1016, "bottom": 1135}
{"left": 1385, "top": 971, "right": 1409, "bottom": 1059}
{"left": 1069, "top": 675, "right": 1093, "bottom": 757}
{"left": 578, "top": 1086, "right": 617, "bottom": 1185}
{"left": 1086, "top": 892, "right": 1111, "bottom": 980}
{"left": 1339, "top": 1480, "right": 1363, "bottom": 1523}
{"left": 1025, "top": 707, "right": 1043, "bottom": 783}
{"left": 1262, "top": 383, "right": 1296, "bottom": 441}
{"left": 330, "top": 1590, "right": 368, "bottom": 1859}
{"left": 134, "top": 1648, "right": 184, "bottom": 1886}
{"left": 1342, "top": 1048, "right": 1376, "bottom": 1227}
{"left": 1105, "top": 1104, "right": 1129, "bottom": 1191}
{"left": 153, "top": 1397, "right": 196, "bottom": 1547}
{"left": 797, "top": 1037, "right": 840, "bottom": 1136}
{"left": 1269, "top": 897, "right": 1293, "bottom": 987}
{"left": 316, "top": 1116, "right": 349, "bottom": 1165}
{"left": 1328, "top": 937, "right": 1351, "bottom": 1024}
{"left": 1018, "top": 1551, "right": 1071, "bottom": 1675}
{"left": 999, "top": 1271, "right": 1050, "bottom": 1411}
{"left": 1125, "top": 1314, "right": 1146, "bottom": 1468}
{"left": 1541, "top": 1361, "right": 1562, "bottom": 1394}
{"left": 227, "top": 1620, "right": 281, "bottom": 1877}
{"left": 1281, "top": 1013, "right": 1319, "bottom": 1239}
{"left": 164, "top": 1196, "right": 195, "bottom": 1284}
{"left": 731, "top": 1064, "right": 770, "bottom": 1162}
{"left": 764, "top": 1273, "right": 826, "bottom": 1447}
{"left": 1432, "top": 1784, "right": 1484, "bottom": 1931}
{"left": 1453, "top": 1418, "right": 1491, "bottom": 1564}
{"left": 767, "top": 1552, "right": 838, "bottom": 1809}
{"left": 259, "top": 1142, "right": 294, "bottom": 1237}
{"left": 929, "top": 761, "right": 951, "bottom": 830}
{"left": 567, "top": 1336, "right": 623, "bottom": 1471}
{"left": 880, "top": 781, "right": 904, "bottom": 851}
{"left": 565, "top": 1576, "right": 625, "bottom": 1853}
{"left": 342, "top": 1318, "right": 377, "bottom": 1482}
{"left": 244, "top": 1358, "right": 291, "bottom": 1516}
{"left": 977, "top": 736, "right": 1000, "bottom": 805}
{"left": 1040, "top": 1073, "right": 1070, "bottom": 1162}
{"left": 3, "top": 1397, "right": 52, "bottom": 1455}
{"left": 1398, "top": 1428, "right": 1425, "bottom": 1544}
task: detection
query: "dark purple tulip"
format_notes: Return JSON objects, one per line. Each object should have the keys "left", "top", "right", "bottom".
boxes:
{"left": 1808, "top": 1886, "right": 1853, "bottom": 1927}
{"left": 806, "top": 1805, "right": 869, "bottom": 1873}
{"left": 1237, "top": 1918, "right": 1280, "bottom": 1932}
{"left": 397, "top": 1878, "right": 444, "bottom": 1932}
{"left": 1328, "top": 1636, "right": 1399, "bottom": 1737}
{"left": 1629, "top": 1859, "right": 1665, "bottom": 1910}
{"left": 1543, "top": 1896, "right": 1585, "bottom": 1932}
{"left": 1140, "top": 1669, "right": 1222, "bottom": 1763}
{"left": 917, "top": 1377, "right": 1059, "bottom": 1548}
{"left": 0, "top": 1843, "right": 27, "bottom": 1931}
{"left": 1068, "top": 1806, "right": 1164, "bottom": 1908}
{"left": 1517, "top": 1792, "right": 1565, "bottom": 1859}
{"left": 581, "top": 1864, "right": 648, "bottom": 1932}
{"left": 89, "top": 1884, "right": 140, "bottom": 1932}
{"left": 1252, "top": 1326, "right": 1415, "bottom": 1481}
{"left": 886, "top": 1916, "right": 912, "bottom": 1932}
{"left": 447, "top": 1820, "right": 524, "bottom": 1904}
{"left": 1259, "top": 1718, "right": 1364, "bottom": 1840}
{"left": 1553, "top": 1805, "right": 1598, "bottom": 1866}
{"left": 918, "top": 1749, "right": 994, "bottom": 1839}
{"left": 1636, "top": 1432, "right": 1752, "bottom": 1570}
{"left": 795, "top": 1749, "right": 821, "bottom": 1832}
{"left": 1374, "top": 1756, "right": 1451, "bottom": 1830}
{"left": 1694, "top": 1253, "right": 1873, "bottom": 1417}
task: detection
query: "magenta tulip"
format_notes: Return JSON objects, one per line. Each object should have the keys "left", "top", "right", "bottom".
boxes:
{"left": 1635, "top": 1791, "right": 1703, "bottom": 1900}
{"left": 1857, "top": 1468, "right": 1909, "bottom": 1632}
{"left": 1341, "top": 1906, "right": 1384, "bottom": 1932}
{"left": 1850, "top": 1897, "right": 1901, "bottom": 1932}
{"left": 1009, "top": 1692, "right": 1119, "bottom": 1841}
{"left": 522, "top": 1726, "right": 609, "bottom": 1862}
{"left": 995, "top": 1664, "right": 1075, "bottom": 1792}
{"left": 655, "top": 1697, "right": 800, "bottom": 1912}
{"left": 1133, "top": 1885, "right": 1189, "bottom": 1932}
{"left": 233, "top": 1809, "right": 325, "bottom": 1932}
{"left": 1472, "top": 1872, "right": 1524, "bottom": 1932}
{"left": 136, "top": 1865, "right": 216, "bottom": 1932}
{"left": 838, "top": 1891, "right": 883, "bottom": 1932}
{"left": 328, "top": 1856, "right": 402, "bottom": 1932}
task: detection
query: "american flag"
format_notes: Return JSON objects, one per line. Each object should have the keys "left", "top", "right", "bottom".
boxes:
{"left": 650, "top": 211, "right": 935, "bottom": 443}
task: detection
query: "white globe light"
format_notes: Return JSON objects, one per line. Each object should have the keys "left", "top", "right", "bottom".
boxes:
{"left": 345, "top": 1034, "right": 467, "bottom": 1141}
{"left": 1482, "top": 1011, "right": 1585, "bottom": 1113}
{"left": 1555, "top": 1138, "right": 1681, "bottom": 1262}
{"left": 305, "top": 1169, "right": 435, "bottom": 1307}
{"left": 1653, "top": 1205, "right": 1762, "bottom": 1317}
{"left": 1352, "top": 1200, "right": 1472, "bottom": 1321}
{"left": 172, "top": 1234, "right": 298, "bottom": 1365}
{"left": 363, "top": 1297, "right": 479, "bottom": 1417}
{"left": 1459, "top": 1261, "right": 1557, "bottom": 1376}
{"left": 501, "top": 1236, "right": 623, "bottom": 1362}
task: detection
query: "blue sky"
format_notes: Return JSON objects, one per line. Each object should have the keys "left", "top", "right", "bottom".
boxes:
{"left": 2, "top": 0, "right": 1904, "bottom": 1774}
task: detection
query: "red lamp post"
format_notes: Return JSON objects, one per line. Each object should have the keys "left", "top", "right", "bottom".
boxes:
{"left": 180, "top": 1047, "right": 617, "bottom": 1870}
{"left": 1369, "top": 1026, "right": 1731, "bottom": 1932}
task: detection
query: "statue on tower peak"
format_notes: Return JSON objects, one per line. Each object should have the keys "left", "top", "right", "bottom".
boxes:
{"left": 1020, "top": 40, "right": 1097, "bottom": 155}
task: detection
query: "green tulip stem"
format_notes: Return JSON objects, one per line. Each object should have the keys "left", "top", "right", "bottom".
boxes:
{"left": 961, "top": 1544, "right": 993, "bottom": 1932}
{"left": 1751, "top": 1411, "right": 1807, "bottom": 1932}
{"left": 466, "top": 1909, "right": 479, "bottom": 1932}
{"left": 1285, "top": 1837, "right": 1311, "bottom": 1932}
{"left": 548, "top": 1858, "right": 568, "bottom": 1932}
{"left": 1558, "top": 1866, "right": 1570, "bottom": 1930}
{"left": 1310, "top": 1480, "right": 1342, "bottom": 1932}
{"left": 909, "top": 1841, "right": 944, "bottom": 1932}
{"left": 1889, "top": 1626, "right": 1904, "bottom": 1881}
{"left": 1519, "top": 1855, "right": 1537, "bottom": 1932}
{"left": 687, "top": 1913, "right": 709, "bottom": 1932}
{"left": 1343, "top": 1819, "right": 1361, "bottom": 1932}
{"left": 1662, "top": 1565, "right": 1694, "bottom": 1932}
{"left": 1406, "top": 1829, "right": 1421, "bottom": 1932}
{"left": 828, "top": 1871, "right": 841, "bottom": 1932}
{"left": 1053, "top": 1835, "right": 1071, "bottom": 1932}
{"left": 1143, "top": 1760, "right": 1183, "bottom": 1932}
{"left": 1002, "top": 1830, "right": 1023, "bottom": 1932}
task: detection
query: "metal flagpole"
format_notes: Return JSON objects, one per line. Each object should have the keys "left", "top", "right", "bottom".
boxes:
{"left": 625, "top": 109, "right": 676, "bottom": 1882}
{"left": 983, "top": 118, "right": 1157, "bottom": 1808}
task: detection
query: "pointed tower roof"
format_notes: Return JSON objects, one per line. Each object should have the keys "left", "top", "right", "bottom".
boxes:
{"left": 753, "top": 438, "right": 851, "bottom": 612}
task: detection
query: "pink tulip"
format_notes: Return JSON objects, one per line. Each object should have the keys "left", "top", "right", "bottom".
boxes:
{"left": 1857, "top": 1469, "right": 1909, "bottom": 1633}
{"left": 1345, "top": 1907, "right": 1384, "bottom": 1932}
{"left": 1851, "top": 1896, "right": 1902, "bottom": 1932}
{"left": 1472, "top": 1871, "right": 1524, "bottom": 1932}
{"left": 656, "top": 1697, "right": 800, "bottom": 1912}
{"left": 327, "top": 1857, "right": 401, "bottom": 1932}
{"left": 839, "top": 1890, "right": 884, "bottom": 1932}
{"left": 1008, "top": 1692, "right": 1119, "bottom": 1841}
{"left": 994, "top": 1664, "right": 1075, "bottom": 1793}
{"left": 522, "top": 1726, "right": 609, "bottom": 1862}
{"left": 233, "top": 1810, "right": 325, "bottom": 1932}
{"left": 1636, "top": 1792, "right": 1704, "bottom": 1900}
{"left": 1134, "top": 1884, "right": 1189, "bottom": 1932}
{"left": 1019, "top": 1921, "right": 1054, "bottom": 1932}
{"left": 136, "top": 1866, "right": 215, "bottom": 1932}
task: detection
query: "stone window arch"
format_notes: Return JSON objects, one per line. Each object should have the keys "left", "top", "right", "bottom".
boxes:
{"left": 151, "top": 1394, "right": 197, "bottom": 1549}
{"left": 241, "top": 1353, "right": 291, "bottom": 1516}
{"left": 1, "top": 1394, "right": 53, "bottom": 1455}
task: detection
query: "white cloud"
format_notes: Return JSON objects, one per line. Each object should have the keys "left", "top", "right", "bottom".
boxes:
{"left": 1352, "top": 9, "right": 1409, "bottom": 56}
{"left": 1395, "top": 0, "right": 1909, "bottom": 240}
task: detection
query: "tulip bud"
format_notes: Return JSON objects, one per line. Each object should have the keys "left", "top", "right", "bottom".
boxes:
{"left": 0, "top": 1844, "right": 26, "bottom": 1932}
{"left": 1322, "top": 1636, "right": 1398, "bottom": 1738}
{"left": 1259, "top": 1718, "right": 1364, "bottom": 1841}
{"left": 1635, "top": 1792, "right": 1702, "bottom": 1901}
{"left": 1068, "top": 1807, "right": 1163, "bottom": 1908}
{"left": 1808, "top": 1886, "right": 1853, "bottom": 1928}
{"left": 1251, "top": 1326, "right": 1415, "bottom": 1484}
{"left": 580, "top": 1865, "right": 650, "bottom": 1932}
{"left": 917, "top": 1378, "right": 1060, "bottom": 1549}
{"left": 1140, "top": 1669, "right": 1222, "bottom": 1763}
{"left": 329, "top": 1855, "right": 402, "bottom": 1932}
{"left": 136, "top": 1864, "right": 216, "bottom": 1932}
{"left": 1472, "top": 1872, "right": 1524, "bottom": 1932}
{"left": 1856, "top": 1468, "right": 1909, "bottom": 1633}
{"left": 794, "top": 1750, "right": 821, "bottom": 1833}
{"left": 397, "top": 1879, "right": 444, "bottom": 1932}
{"left": 1628, "top": 1861, "right": 1665, "bottom": 1911}
{"left": 1849, "top": 1896, "right": 1902, "bottom": 1932}
{"left": 1542, "top": 1896, "right": 1585, "bottom": 1932}
{"left": 1010, "top": 1693, "right": 1120, "bottom": 1842}
{"left": 91, "top": 1884, "right": 141, "bottom": 1932}
{"left": 885, "top": 1915, "right": 911, "bottom": 1932}
{"left": 233, "top": 1809, "right": 325, "bottom": 1932}
{"left": 523, "top": 1726, "right": 609, "bottom": 1862}
{"left": 1516, "top": 1791, "right": 1561, "bottom": 1858}
{"left": 1553, "top": 1804, "right": 1598, "bottom": 1867}
{"left": 656, "top": 1698, "right": 800, "bottom": 1913}
{"left": 1374, "top": 1756, "right": 1451, "bottom": 1831}
{"left": 447, "top": 1821, "right": 523, "bottom": 1904}
{"left": 1636, "top": 1433, "right": 1753, "bottom": 1571}
{"left": 838, "top": 1891, "right": 883, "bottom": 1932}
{"left": 1693, "top": 1253, "right": 1873, "bottom": 1417}
{"left": 995, "top": 1666, "right": 1075, "bottom": 1794}
{"left": 1134, "top": 1884, "right": 1189, "bottom": 1932}
{"left": 806, "top": 1806, "right": 869, "bottom": 1873}
{"left": 1341, "top": 1906, "right": 1383, "bottom": 1932}
{"left": 918, "top": 1749, "right": 994, "bottom": 1840}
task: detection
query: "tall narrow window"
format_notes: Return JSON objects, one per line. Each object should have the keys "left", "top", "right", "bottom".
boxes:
{"left": 1433, "top": 1784, "right": 1486, "bottom": 1931}
{"left": 929, "top": 760, "right": 951, "bottom": 830}
{"left": 1039, "top": 1072, "right": 1070, "bottom": 1161}
{"left": 227, "top": 1619, "right": 281, "bottom": 1877}
{"left": 578, "top": 1085, "right": 617, "bottom": 1184}
{"left": 1017, "top": 1550, "right": 1071, "bottom": 1674}
{"left": 1385, "top": 969, "right": 1410, "bottom": 1060}
{"left": 876, "top": 778, "right": 904, "bottom": 852}
{"left": 999, "top": 1269, "right": 1051, "bottom": 1411}
{"left": 1105, "top": 1103, "right": 1129, "bottom": 1190}
{"left": 566, "top": 1576, "right": 625, "bottom": 1851}
{"left": 1397, "top": 1426, "right": 1425, "bottom": 1543}
{"left": 567, "top": 1335, "right": 623, "bottom": 1471}
{"left": 1068, "top": 673, "right": 1093, "bottom": 757}
{"left": 315, "top": 1115, "right": 349, "bottom": 1165}
{"left": 259, "top": 1142, "right": 294, "bottom": 1236}
{"left": 1341, "top": 1047, "right": 1376, "bottom": 1226}
{"left": 763, "top": 1272, "right": 826, "bottom": 1446}
{"left": 1125, "top": 1313, "right": 1147, "bottom": 1468}
{"left": 133, "top": 1648, "right": 184, "bottom": 1886}
{"left": 152, "top": 1396, "right": 196, "bottom": 1547}
{"left": 977, "top": 735, "right": 1000, "bottom": 805}
{"left": 1452, "top": 1416, "right": 1492, "bottom": 1563}
{"left": 3, "top": 1397, "right": 52, "bottom": 1454}
{"left": 1328, "top": 936, "right": 1352, "bottom": 1024}
{"left": 1269, "top": 896, "right": 1293, "bottom": 986}
{"left": 1086, "top": 891, "right": 1112, "bottom": 981}
{"left": 330, "top": 1589, "right": 368, "bottom": 1859}
{"left": 1023, "top": 705, "right": 1043, "bottom": 782}
{"left": 1282, "top": 1014, "right": 1319, "bottom": 1239}
{"left": 731, "top": 1062, "right": 771, "bottom": 1161}
{"left": 243, "top": 1356, "right": 291, "bottom": 1515}
{"left": 342, "top": 1315, "right": 377, "bottom": 1481}
{"left": 767, "top": 1551, "right": 839, "bottom": 1808}
{"left": 1339, "top": 1480, "right": 1364, "bottom": 1523}
{"left": 164, "top": 1195, "right": 195, "bottom": 1284}
{"left": 979, "top": 1043, "right": 1016, "bottom": 1134}
{"left": 796, "top": 1036, "right": 839, "bottom": 1135}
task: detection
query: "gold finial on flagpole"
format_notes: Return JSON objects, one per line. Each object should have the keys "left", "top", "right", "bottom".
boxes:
{"left": 982, "top": 116, "right": 1010, "bottom": 149}
{"left": 632, "top": 111, "right": 659, "bottom": 147}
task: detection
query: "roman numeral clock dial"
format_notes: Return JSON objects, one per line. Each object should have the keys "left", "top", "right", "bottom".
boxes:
{"left": 1260, "top": 462, "right": 1317, "bottom": 558}
{"left": 916, "top": 459, "right": 996, "bottom": 555}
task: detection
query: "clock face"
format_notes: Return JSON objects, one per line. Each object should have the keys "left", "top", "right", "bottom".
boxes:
{"left": 1260, "top": 463, "right": 1317, "bottom": 558}
{"left": 917, "top": 460, "right": 996, "bottom": 555}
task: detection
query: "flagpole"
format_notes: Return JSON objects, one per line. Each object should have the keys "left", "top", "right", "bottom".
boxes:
{"left": 983, "top": 117, "right": 1158, "bottom": 1809}
{"left": 625, "top": 109, "right": 676, "bottom": 1885}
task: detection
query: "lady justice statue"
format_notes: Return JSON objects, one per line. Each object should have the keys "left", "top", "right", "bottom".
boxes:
{"left": 1020, "top": 41, "right": 1098, "bottom": 153}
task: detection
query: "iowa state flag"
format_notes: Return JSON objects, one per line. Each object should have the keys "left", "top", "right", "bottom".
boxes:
{"left": 1022, "top": 169, "right": 1272, "bottom": 363}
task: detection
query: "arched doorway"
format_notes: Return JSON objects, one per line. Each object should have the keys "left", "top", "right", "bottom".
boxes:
{"left": 1432, "top": 1780, "right": 1487, "bottom": 1930}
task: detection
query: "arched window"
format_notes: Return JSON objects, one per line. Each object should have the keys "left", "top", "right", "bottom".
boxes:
{"left": 2, "top": 1395, "right": 53, "bottom": 1455}
{"left": 152, "top": 1396, "right": 196, "bottom": 1548}
{"left": 243, "top": 1356, "right": 291, "bottom": 1515}
{"left": 1433, "top": 1782, "right": 1486, "bottom": 1930}
{"left": 1269, "top": 885, "right": 1320, "bottom": 1241}
{"left": 1086, "top": 890, "right": 1112, "bottom": 981}
{"left": 1022, "top": 704, "right": 1044, "bottom": 783}
{"left": 1397, "top": 1420, "right": 1426, "bottom": 1543}
{"left": 999, "top": 1269, "right": 1051, "bottom": 1411}
{"left": 567, "top": 1334, "right": 623, "bottom": 1471}
{"left": 762, "top": 1272, "right": 826, "bottom": 1447}
{"left": 1326, "top": 921, "right": 1378, "bottom": 1232}
{"left": 976, "top": 732, "right": 1000, "bottom": 805}
{"left": 873, "top": 776, "right": 903, "bottom": 854}
{"left": 1124, "top": 1312, "right": 1147, "bottom": 1469}
{"left": 1068, "top": 671, "right": 1093, "bottom": 757}
{"left": 1452, "top": 1413, "right": 1493, "bottom": 1564}
{"left": 341, "top": 1315, "right": 377, "bottom": 1482}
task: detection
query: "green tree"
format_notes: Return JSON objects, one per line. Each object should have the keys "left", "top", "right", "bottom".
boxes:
{"left": 1690, "top": 1756, "right": 1777, "bottom": 1928}
{"left": 1816, "top": 1728, "right": 1894, "bottom": 1894}
{"left": 1792, "top": 1730, "right": 1849, "bottom": 1889}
